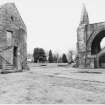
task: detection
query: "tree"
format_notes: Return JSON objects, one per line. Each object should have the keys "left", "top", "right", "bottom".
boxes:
{"left": 53, "top": 53, "right": 60, "bottom": 63}
{"left": 53, "top": 54, "right": 57, "bottom": 63}
{"left": 38, "top": 48, "right": 46, "bottom": 62}
{"left": 62, "top": 53, "right": 68, "bottom": 63}
{"left": 48, "top": 50, "right": 53, "bottom": 63}
{"left": 58, "top": 56, "right": 62, "bottom": 63}
{"left": 67, "top": 50, "right": 73, "bottom": 64}
{"left": 33, "top": 48, "right": 46, "bottom": 63}
{"left": 56, "top": 53, "right": 60, "bottom": 63}
{"left": 33, "top": 48, "right": 39, "bottom": 63}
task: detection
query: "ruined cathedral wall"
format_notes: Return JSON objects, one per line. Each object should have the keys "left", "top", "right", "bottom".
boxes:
{"left": 86, "top": 22, "right": 105, "bottom": 41}
{"left": 77, "top": 25, "right": 87, "bottom": 67}
{"left": 76, "top": 5, "right": 105, "bottom": 68}
{"left": 0, "top": 3, "right": 26, "bottom": 30}
{"left": 86, "top": 23, "right": 105, "bottom": 53}
{"left": 77, "top": 25, "right": 86, "bottom": 53}
{"left": 0, "top": 3, "right": 28, "bottom": 70}
{"left": 93, "top": 22, "right": 105, "bottom": 31}
{"left": 86, "top": 24, "right": 94, "bottom": 41}
{"left": 0, "top": 7, "right": 8, "bottom": 47}
{"left": 0, "top": 7, "right": 14, "bottom": 65}
{"left": 17, "top": 29, "right": 27, "bottom": 69}
{"left": 0, "top": 30, "right": 7, "bottom": 48}
{"left": 0, "top": 29, "right": 14, "bottom": 65}
{"left": 82, "top": 23, "right": 105, "bottom": 68}
{"left": 4, "top": 3, "right": 27, "bottom": 70}
{"left": 77, "top": 24, "right": 95, "bottom": 67}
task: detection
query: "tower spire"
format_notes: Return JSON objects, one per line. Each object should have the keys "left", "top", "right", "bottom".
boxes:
{"left": 80, "top": 4, "right": 89, "bottom": 25}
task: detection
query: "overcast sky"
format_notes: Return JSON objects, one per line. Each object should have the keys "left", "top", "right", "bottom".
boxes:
{"left": 0, "top": 0, "right": 105, "bottom": 54}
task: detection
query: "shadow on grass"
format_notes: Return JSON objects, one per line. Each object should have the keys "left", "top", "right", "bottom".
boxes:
{"left": 77, "top": 71, "right": 102, "bottom": 74}
{"left": 40, "top": 64, "right": 47, "bottom": 66}
{"left": 57, "top": 64, "right": 69, "bottom": 67}
{"left": 1, "top": 69, "right": 23, "bottom": 74}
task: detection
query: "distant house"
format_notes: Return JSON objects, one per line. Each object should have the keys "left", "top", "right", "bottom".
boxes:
{"left": 0, "top": 3, "right": 28, "bottom": 72}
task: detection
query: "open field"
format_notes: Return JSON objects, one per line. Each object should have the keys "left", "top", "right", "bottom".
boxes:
{"left": 0, "top": 63, "right": 105, "bottom": 104}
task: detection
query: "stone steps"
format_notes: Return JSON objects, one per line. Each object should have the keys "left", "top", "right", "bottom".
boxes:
{"left": 0, "top": 64, "right": 23, "bottom": 74}
{"left": 4, "top": 64, "right": 14, "bottom": 70}
{"left": 1, "top": 64, "right": 14, "bottom": 74}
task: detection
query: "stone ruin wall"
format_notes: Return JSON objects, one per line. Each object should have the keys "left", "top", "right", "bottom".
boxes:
{"left": 0, "top": 3, "right": 28, "bottom": 70}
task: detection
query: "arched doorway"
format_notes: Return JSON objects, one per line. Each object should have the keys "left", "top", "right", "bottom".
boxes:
{"left": 100, "top": 37, "right": 105, "bottom": 49}
{"left": 99, "top": 52, "right": 105, "bottom": 68}
{"left": 91, "top": 30, "right": 105, "bottom": 68}
{"left": 13, "top": 46, "right": 18, "bottom": 67}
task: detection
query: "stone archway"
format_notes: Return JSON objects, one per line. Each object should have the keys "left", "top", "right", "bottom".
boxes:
{"left": 13, "top": 46, "right": 18, "bottom": 67}
{"left": 87, "top": 29, "right": 105, "bottom": 52}
{"left": 90, "top": 30, "right": 105, "bottom": 68}
{"left": 99, "top": 52, "right": 105, "bottom": 68}
{"left": 17, "top": 28, "right": 27, "bottom": 70}
{"left": 76, "top": 5, "right": 105, "bottom": 68}
{"left": 91, "top": 30, "right": 105, "bottom": 55}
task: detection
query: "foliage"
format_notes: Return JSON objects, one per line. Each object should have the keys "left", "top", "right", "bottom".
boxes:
{"left": 33, "top": 48, "right": 46, "bottom": 63}
{"left": 62, "top": 53, "right": 68, "bottom": 63}
{"left": 48, "top": 50, "right": 53, "bottom": 63}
